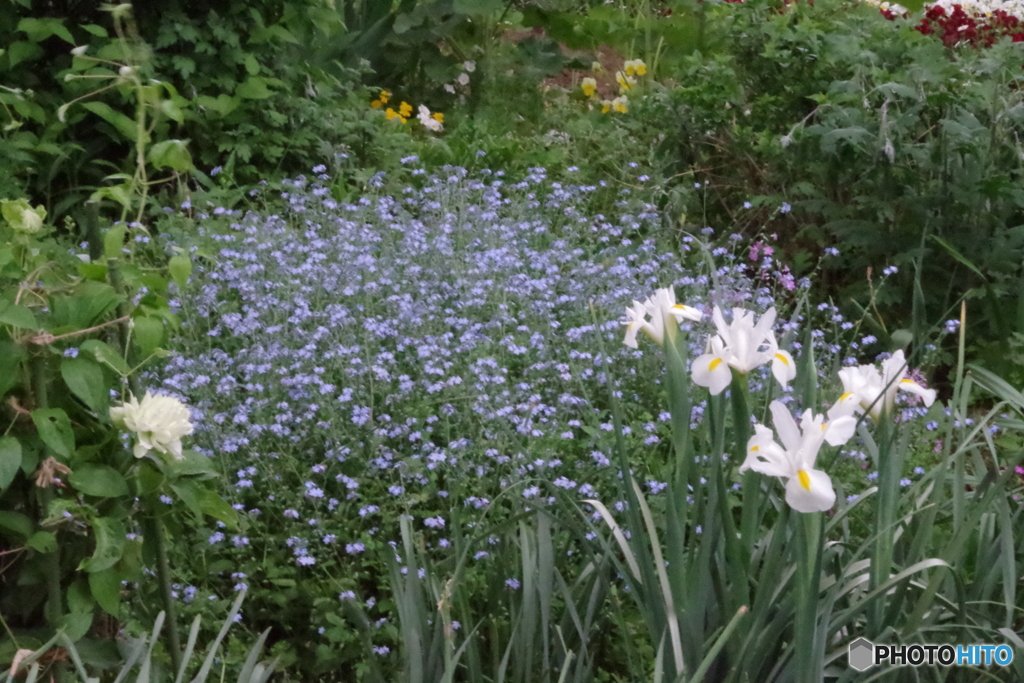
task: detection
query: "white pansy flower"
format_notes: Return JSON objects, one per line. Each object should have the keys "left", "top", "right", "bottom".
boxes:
{"left": 830, "top": 349, "right": 936, "bottom": 421}
{"left": 111, "top": 391, "right": 194, "bottom": 461}
{"left": 691, "top": 306, "right": 796, "bottom": 395}
{"left": 457, "top": 73, "right": 470, "bottom": 86}
{"left": 740, "top": 401, "right": 856, "bottom": 513}
{"left": 463, "top": 60, "right": 476, "bottom": 73}
{"left": 621, "top": 287, "right": 702, "bottom": 348}
{"left": 417, "top": 104, "right": 443, "bottom": 132}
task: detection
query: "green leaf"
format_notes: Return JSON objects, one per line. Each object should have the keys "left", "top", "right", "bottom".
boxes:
{"left": 80, "top": 24, "right": 108, "bottom": 37}
{"left": 0, "top": 510, "right": 32, "bottom": 539}
{"left": 89, "top": 569, "right": 121, "bottom": 616}
{"left": 67, "top": 578, "right": 96, "bottom": 614}
{"left": 7, "top": 41, "right": 44, "bottom": 68}
{"left": 195, "top": 94, "right": 240, "bottom": 117}
{"left": 171, "top": 480, "right": 203, "bottom": 517}
{"left": 17, "top": 18, "right": 75, "bottom": 44}
{"left": 69, "top": 464, "right": 128, "bottom": 498}
{"left": 31, "top": 408, "right": 74, "bottom": 458}
{"left": 91, "top": 184, "right": 132, "bottom": 211}
{"left": 170, "top": 449, "right": 216, "bottom": 477}
{"left": 78, "top": 262, "right": 108, "bottom": 282}
{"left": 930, "top": 235, "right": 986, "bottom": 280}
{"left": 0, "top": 301, "right": 38, "bottom": 329}
{"left": 159, "top": 97, "right": 185, "bottom": 123}
{"left": 132, "top": 316, "right": 164, "bottom": 357}
{"left": 198, "top": 488, "right": 238, "bottom": 528}
{"left": 80, "top": 517, "right": 125, "bottom": 572}
{"left": 52, "top": 280, "right": 122, "bottom": 329}
{"left": 61, "top": 357, "right": 108, "bottom": 413}
{"left": 57, "top": 611, "right": 93, "bottom": 643}
{"left": 244, "top": 53, "right": 260, "bottom": 75}
{"left": 0, "top": 341, "right": 26, "bottom": 397}
{"left": 0, "top": 437, "right": 23, "bottom": 489}
{"left": 235, "top": 77, "right": 273, "bottom": 100}
{"left": 103, "top": 224, "right": 127, "bottom": 259}
{"left": 27, "top": 530, "right": 57, "bottom": 553}
{"left": 168, "top": 254, "right": 191, "bottom": 291}
{"left": 890, "top": 328, "right": 914, "bottom": 350}
{"left": 136, "top": 460, "right": 164, "bottom": 495}
{"left": 81, "top": 101, "right": 137, "bottom": 142}
{"left": 147, "top": 139, "right": 192, "bottom": 172}
{"left": 80, "top": 339, "right": 130, "bottom": 376}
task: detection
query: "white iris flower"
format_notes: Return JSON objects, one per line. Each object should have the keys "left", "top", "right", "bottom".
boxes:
{"left": 621, "top": 287, "right": 702, "bottom": 348}
{"left": 691, "top": 306, "right": 796, "bottom": 395}
{"left": 830, "top": 349, "right": 936, "bottom": 421}
{"left": 740, "top": 401, "right": 856, "bottom": 513}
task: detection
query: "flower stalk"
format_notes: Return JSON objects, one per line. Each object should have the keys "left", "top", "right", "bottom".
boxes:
{"left": 793, "top": 511, "right": 823, "bottom": 683}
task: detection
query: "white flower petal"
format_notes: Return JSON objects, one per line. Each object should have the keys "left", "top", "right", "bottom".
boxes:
{"left": 785, "top": 468, "right": 835, "bottom": 513}
{"left": 771, "top": 349, "right": 796, "bottom": 388}
{"left": 822, "top": 415, "right": 857, "bottom": 447}
{"left": 692, "top": 354, "right": 732, "bottom": 395}
{"left": 769, "top": 401, "right": 802, "bottom": 454}
{"left": 668, "top": 304, "right": 702, "bottom": 323}
{"left": 740, "top": 429, "right": 791, "bottom": 478}
{"left": 898, "top": 379, "right": 936, "bottom": 407}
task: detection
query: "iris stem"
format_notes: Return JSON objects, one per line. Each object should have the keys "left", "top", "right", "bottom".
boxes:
{"left": 793, "top": 512, "right": 822, "bottom": 683}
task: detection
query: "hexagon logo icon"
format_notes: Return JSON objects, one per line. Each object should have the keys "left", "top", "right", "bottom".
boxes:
{"left": 849, "top": 638, "right": 874, "bottom": 671}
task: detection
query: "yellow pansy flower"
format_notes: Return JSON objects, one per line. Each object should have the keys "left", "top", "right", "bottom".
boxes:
{"left": 615, "top": 71, "right": 635, "bottom": 93}
{"left": 624, "top": 59, "right": 647, "bottom": 77}
{"left": 581, "top": 77, "right": 597, "bottom": 98}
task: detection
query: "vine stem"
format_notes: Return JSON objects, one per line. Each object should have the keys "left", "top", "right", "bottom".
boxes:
{"left": 31, "top": 352, "right": 66, "bottom": 683}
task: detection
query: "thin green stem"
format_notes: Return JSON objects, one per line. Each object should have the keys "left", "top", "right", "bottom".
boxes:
{"left": 793, "top": 512, "right": 822, "bottom": 683}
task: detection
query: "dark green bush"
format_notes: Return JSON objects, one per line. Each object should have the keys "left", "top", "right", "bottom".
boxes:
{"left": 656, "top": 0, "right": 1024, "bottom": 380}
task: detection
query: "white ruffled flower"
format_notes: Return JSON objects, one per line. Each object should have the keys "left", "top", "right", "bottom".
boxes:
{"left": 110, "top": 391, "right": 194, "bottom": 461}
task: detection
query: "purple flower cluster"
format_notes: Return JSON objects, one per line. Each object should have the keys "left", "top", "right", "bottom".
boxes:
{"left": 149, "top": 163, "right": 852, "bottom": 610}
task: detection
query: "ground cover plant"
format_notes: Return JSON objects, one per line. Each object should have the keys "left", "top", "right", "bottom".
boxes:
{"left": 133, "top": 163, "right": 1020, "bottom": 682}
{"left": 1, "top": 0, "right": 1024, "bottom": 681}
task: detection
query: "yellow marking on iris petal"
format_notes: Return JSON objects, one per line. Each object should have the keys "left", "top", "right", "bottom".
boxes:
{"left": 750, "top": 445, "right": 759, "bottom": 452}
{"left": 797, "top": 470, "right": 812, "bottom": 491}
{"left": 839, "top": 392, "right": 854, "bottom": 401}
{"left": 774, "top": 353, "right": 790, "bottom": 366}
{"left": 899, "top": 379, "right": 917, "bottom": 385}
{"left": 671, "top": 304, "right": 689, "bottom": 311}
{"left": 821, "top": 422, "right": 828, "bottom": 431}
{"left": 709, "top": 358, "right": 724, "bottom": 371}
